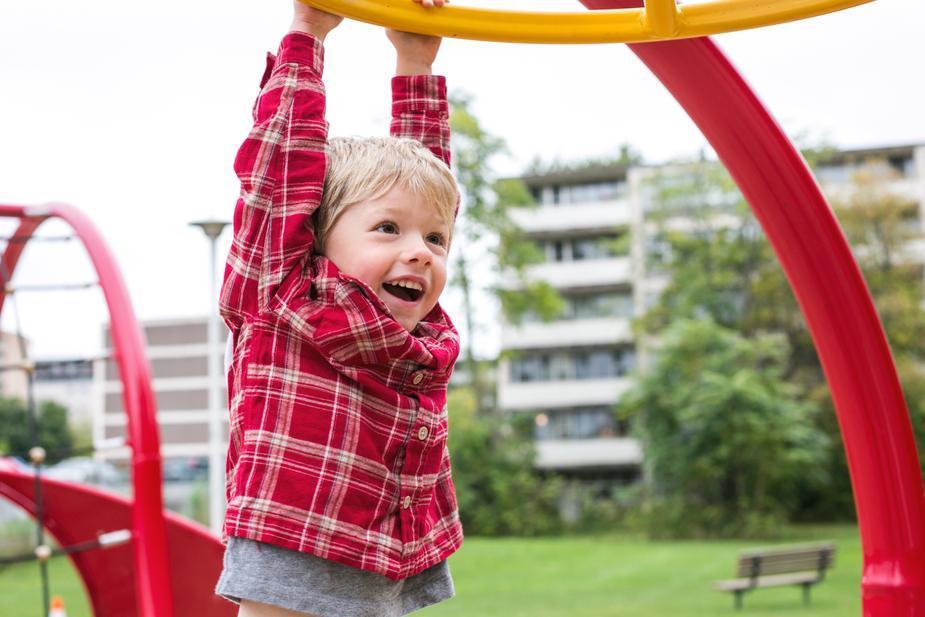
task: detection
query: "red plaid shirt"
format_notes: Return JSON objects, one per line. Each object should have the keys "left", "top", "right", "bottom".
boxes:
{"left": 219, "top": 33, "right": 462, "bottom": 580}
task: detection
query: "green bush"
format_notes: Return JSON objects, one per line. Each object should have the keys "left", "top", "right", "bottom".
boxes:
{"left": 618, "top": 319, "right": 829, "bottom": 539}
{"left": 448, "top": 387, "right": 564, "bottom": 536}
{"left": 0, "top": 517, "right": 37, "bottom": 559}
{"left": 185, "top": 480, "right": 209, "bottom": 526}
{"left": 0, "top": 398, "right": 75, "bottom": 464}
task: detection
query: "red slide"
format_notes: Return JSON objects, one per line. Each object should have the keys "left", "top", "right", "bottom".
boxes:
{"left": 0, "top": 463, "right": 233, "bottom": 617}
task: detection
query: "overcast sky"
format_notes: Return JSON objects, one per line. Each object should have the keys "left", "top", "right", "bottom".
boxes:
{"left": 1, "top": 0, "right": 922, "bottom": 360}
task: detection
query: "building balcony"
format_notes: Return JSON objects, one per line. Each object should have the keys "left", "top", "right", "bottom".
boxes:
{"left": 499, "top": 377, "right": 631, "bottom": 411}
{"left": 510, "top": 200, "right": 631, "bottom": 236}
{"left": 516, "top": 256, "right": 633, "bottom": 291}
{"left": 502, "top": 317, "right": 633, "bottom": 350}
{"left": 819, "top": 176, "right": 923, "bottom": 201}
{"left": 535, "top": 437, "right": 642, "bottom": 470}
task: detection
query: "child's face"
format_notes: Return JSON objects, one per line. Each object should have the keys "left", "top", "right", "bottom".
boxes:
{"left": 324, "top": 184, "right": 450, "bottom": 332}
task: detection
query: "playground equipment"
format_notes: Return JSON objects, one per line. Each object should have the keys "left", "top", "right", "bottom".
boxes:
{"left": 1, "top": 0, "right": 921, "bottom": 615}
{"left": 0, "top": 203, "right": 231, "bottom": 617}
{"left": 305, "top": 0, "right": 873, "bottom": 42}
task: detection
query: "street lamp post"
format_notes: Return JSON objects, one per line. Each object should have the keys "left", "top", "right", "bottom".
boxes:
{"left": 190, "top": 219, "right": 230, "bottom": 535}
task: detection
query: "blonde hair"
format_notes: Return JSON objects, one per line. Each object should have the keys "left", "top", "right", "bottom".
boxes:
{"left": 314, "top": 136, "right": 459, "bottom": 252}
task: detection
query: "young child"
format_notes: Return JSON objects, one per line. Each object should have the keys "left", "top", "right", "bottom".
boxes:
{"left": 215, "top": 2, "right": 461, "bottom": 616}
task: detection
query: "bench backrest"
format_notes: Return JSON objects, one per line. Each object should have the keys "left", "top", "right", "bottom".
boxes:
{"left": 736, "top": 543, "right": 836, "bottom": 578}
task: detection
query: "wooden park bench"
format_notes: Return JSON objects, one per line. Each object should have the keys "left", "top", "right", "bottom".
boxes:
{"left": 713, "top": 543, "right": 836, "bottom": 609}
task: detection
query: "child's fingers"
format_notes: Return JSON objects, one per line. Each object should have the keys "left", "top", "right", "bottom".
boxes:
{"left": 413, "top": 0, "right": 449, "bottom": 8}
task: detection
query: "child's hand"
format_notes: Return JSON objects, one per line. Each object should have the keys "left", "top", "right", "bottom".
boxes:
{"left": 387, "top": 30, "right": 442, "bottom": 76}
{"left": 387, "top": 1, "right": 447, "bottom": 75}
{"left": 292, "top": 1, "right": 343, "bottom": 41}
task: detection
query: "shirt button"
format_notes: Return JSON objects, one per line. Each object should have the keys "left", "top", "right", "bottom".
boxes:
{"left": 418, "top": 426, "right": 429, "bottom": 441}
{"left": 412, "top": 372, "right": 424, "bottom": 385}
{"left": 402, "top": 495, "right": 412, "bottom": 509}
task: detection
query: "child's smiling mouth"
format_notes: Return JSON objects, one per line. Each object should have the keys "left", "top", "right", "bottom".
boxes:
{"left": 383, "top": 280, "right": 424, "bottom": 303}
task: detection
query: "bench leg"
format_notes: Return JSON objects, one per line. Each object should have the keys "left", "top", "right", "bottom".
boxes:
{"left": 802, "top": 583, "right": 812, "bottom": 605}
{"left": 735, "top": 590, "right": 744, "bottom": 610}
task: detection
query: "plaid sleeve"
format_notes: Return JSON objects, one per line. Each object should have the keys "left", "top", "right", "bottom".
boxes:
{"left": 390, "top": 75, "right": 450, "bottom": 166}
{"left": 220, "top": 33, "right": 327, "bottom": 330}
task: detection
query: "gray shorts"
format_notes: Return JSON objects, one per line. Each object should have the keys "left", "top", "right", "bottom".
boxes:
{"left": 215, "top": 537, "right": 455, "bottom": 616}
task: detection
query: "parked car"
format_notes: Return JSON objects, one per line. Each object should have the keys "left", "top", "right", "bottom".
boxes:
{"left": 161, "top": 457, "right": 208, "bottom": 483}
{"left": 0, "top": 456, "right": 32, "bottom": 473}
{"left": 44, "top": 457, "right": 126, "bottom": 488}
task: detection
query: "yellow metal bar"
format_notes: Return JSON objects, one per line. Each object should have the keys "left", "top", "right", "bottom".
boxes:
{"left": 644, "top": 0, "right": 680, "bottom": 38}
{"left": 678, "top": 0, "right": 872, "bottom": 38}
{"left": 301, "top": 0, "right": 873, "bottom": 44}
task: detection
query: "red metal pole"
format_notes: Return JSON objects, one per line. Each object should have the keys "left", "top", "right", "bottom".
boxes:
{"left": 0, "top": 216, "right": 43, "bottom": 317}
{"left": 580, "top": 3, "right": 925, "bottom": 613}
{"left": 0, "top": 203, "right": 174, "bottom": 617}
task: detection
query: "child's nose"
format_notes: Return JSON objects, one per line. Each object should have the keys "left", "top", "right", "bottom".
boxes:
{"left": 402, "top": 237, "right": 432, "bottom": 265}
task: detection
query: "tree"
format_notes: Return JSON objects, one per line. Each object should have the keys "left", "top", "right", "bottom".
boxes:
{"left": 635, "top": 156, "right": 925, "bottom": 522}
{"left": 0, "top": 398, "right": 75, "bottom": 465}
{"left": 524, "top": 143, "right": 644, "bottom": 176}
{"left": 449, "top": 93, "right": 563, "bottom": 415}
{"left": 803, "top": 164, "right": 925, "bottom": 519}
{"left": 444, "top": 95, "right": 574, "bottom": 535}
{"left": 446, "top": 385, "right": 563, "bottom": 536}
{"left": 618, "top": 319, "right": 828, "bottom": 538}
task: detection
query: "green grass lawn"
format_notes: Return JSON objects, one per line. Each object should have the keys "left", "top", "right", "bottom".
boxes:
{"left": 1, "top": 525, "right": 860, "bottom": 616}
{"left": 426, "top": 525, "right": 861, "bottom": 617}
{"left": 0, "top": 556, "right": 93, "bottom": 617}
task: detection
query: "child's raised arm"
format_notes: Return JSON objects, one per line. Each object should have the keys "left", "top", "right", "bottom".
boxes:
{"left": 387, "top": 2, "right": 450, "bottom": 166}
{"left": 220, "top": 3, "right": 339, "bottom": 327}
{"left": 292, "top": 0, "right": 343, "bottom": 40}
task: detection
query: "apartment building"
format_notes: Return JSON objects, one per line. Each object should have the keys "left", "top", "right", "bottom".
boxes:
{"left": 33, "top": 359, "right": 95, "bottom": 429}
{"left": 95, "top": 317, "right": 227, "bottom": 464}
{"left": 498, "top": 143, "right": 925, "bottom": 490}
{"left": 498, "top": 163, "right": 643, "bottom": 486}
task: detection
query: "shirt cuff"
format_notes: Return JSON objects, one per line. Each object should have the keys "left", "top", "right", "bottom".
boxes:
{"left": 265, "top": 32, "right": 324, "bottom": 84}
{"left": 391, "top": 75, "right": 448, "bottom": 115}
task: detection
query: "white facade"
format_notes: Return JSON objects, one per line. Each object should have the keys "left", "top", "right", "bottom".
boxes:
{"left": 500, "top": 144, "right": 925, "bottom": 479}
{"left": 498, "top": 165, "right": 640, "bottom": 473}
{"left": 33, "top": 359, "right": 94, "bottom": 429}
{"left": 94, "top": 317, "right": 227, "bottom": 463}
{"left": 0, "top": 330, "right": 29, "bottom": 401}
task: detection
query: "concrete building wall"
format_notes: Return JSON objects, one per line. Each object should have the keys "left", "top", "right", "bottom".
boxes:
{"left": 0, "top": 331, "right": 29, "bottom": 401}
{"left": 95, "top": 317, "right": 227, "bottom": 463}
{"left": 33, "top": 359, "right": 94, "bottom": 429}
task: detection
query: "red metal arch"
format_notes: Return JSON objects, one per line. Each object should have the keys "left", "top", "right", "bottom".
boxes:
{"left": 581, "top": 1, "right": 925, "bottom": 613}
{"left": 0, "top": 202, "right": 186, "bottom": 617}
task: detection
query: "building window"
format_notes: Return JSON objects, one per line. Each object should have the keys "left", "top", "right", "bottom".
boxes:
{"left": 510, "top": 355, "right": 549, "bottom": 382}
{"left": 532, "top": 180, "right": 627, "bottom": 206}
{"left": 571, "top": 292, "right": 634, "bottom": 320}
{"left": 519, "top": 291, "right": 634, "bottom": 323}
{"left": 572, "top": 237, "right": 610, "bottom": 260}
{"left": 540, "top": 233, "right": 626, "bottom": 263}
{"left": 35, "top": 360, "right": 93, "bottom": 381}
{"left": 534, "top": 406, "right": 622, "bottom": 440}
{"left": 887, "top": 156, "right": 913, "bottom": 177}
{"left": 558, "top": 181, "right": 626, "bottom": 205}
{"left": 509, "top": 347, "right": 635, "bottom": 383}
{"left": 645, "top": 232, "right": 672, "bottom": 270}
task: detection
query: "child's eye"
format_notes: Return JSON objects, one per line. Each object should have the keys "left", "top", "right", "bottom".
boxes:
{"left": 375, "top": 222, "right": 399, "bottom": 234}
{"left": 427, "top": 233, "right": 447, "bottom": 247}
